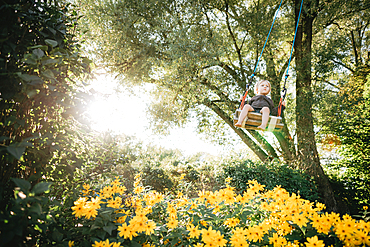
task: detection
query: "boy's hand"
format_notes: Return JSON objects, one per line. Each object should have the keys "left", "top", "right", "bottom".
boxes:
{"left": 282, "top": 100, "right": 286, "bottom": 106}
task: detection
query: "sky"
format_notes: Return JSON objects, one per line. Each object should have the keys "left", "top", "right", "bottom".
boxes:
{"left": 86, "top": 74, "right": 237, "bottom": 157}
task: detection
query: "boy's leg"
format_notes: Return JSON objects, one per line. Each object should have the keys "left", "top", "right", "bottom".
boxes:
{"left": 235, "top": 105, "right": 253, "bottom": 127}
{"left": 258, "top": 107, "right": 270, "bottom": 130}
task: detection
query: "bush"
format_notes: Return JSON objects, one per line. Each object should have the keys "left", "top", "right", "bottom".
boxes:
{"left": 219, "top": 160, "right": 320, "bottom": 202}
{"left": 328, "top": 167, "right": 370, "bottom": 215}
{"left": 0, "top": 179, "right": 53, "bottom": 246}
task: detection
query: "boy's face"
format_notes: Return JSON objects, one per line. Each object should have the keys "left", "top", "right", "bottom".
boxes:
{"left": 257, "top": 81, "right": 271, "bottom": 95}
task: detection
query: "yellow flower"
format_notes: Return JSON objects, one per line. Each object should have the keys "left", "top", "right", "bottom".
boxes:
{"left": 111, "top": 179, "right": 121, "bottom": 186}
{"left": 115, "top": 215, "right": 127, "bottom": 223}
{"left": 179, "top": 174, "right": 186, "bottom": 180}
{"left": 92, "top": 239, "right": 111, "bottom": 247}
{"left": 230, "top": 228, "right": 248, "bottom": 247}
{"left": 144, "top": 220, "right": 156, "bottom": 235}
{"left": 92, "top": 240, "right": 104, "bottom": 247}
{"left": 111, "top": 242, "right": 121, "bottom": 247}
{"left": 84, "top": 206, "right": 98, "bottom": 219}
{"left": 71, "top": 203, "right": 85, "bottom": 218}
{"left": 118, "top": 223, "right": 131, "bottom": 239}
{"left": 117, "top": 186, "right": 127, "bottom": 195}
{"left": 186, "top": 224, "right": 201, "bottom": 238}
{"left": 134, "top": 173, "right": 142, "bottom": 180}
{"left": 177, "top": 191, "right": 184, "bottom": 198}
{"left": 134, "top": 186, "right": 144, "bottom": 194}
{"left": 363, "top": 206, "right": 368, "bottom": 211}
{"left": 245, "top": 225, "right": 264, "bottom": 242}
{"left": 82, "top": 183, "right": 90, "bottom": 195}
{"left": 107, "top": 197, "right": 122, "bottom": 209}
{"left": 292, "top": 213, "right": 309, "bottom": 228}
{"left": 214, "top": 234, "right": 228, "bottom": 247}
{"left": 305, "top": 236, "right": 325, "bottom": 247}
{"left": 130, "top": 215, "right": 147, "bottom": 233}
{"left": 354, "top": 229, "right": 370, "bottom": 246}
{"left": 224, "top": 217, "right": 240, "bottom": 228}
{"left": 142, "top": 243, "right": 155, "bottom": 247}
{"left": 68, "top": 241, "right": 74, "bottom": 247}
{"left": 200, "top": 220, "right": 208, "bottom": 227}
{"left": 167, "top": 219, "right": 178, "bottom": 229}
{"left": 269, "top": 233, "right": 287, "bottom": 247}
{"left": 315, "top": 202, "right": 326, "bottom": 211}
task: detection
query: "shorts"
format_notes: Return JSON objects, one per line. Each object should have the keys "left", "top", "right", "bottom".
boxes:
{"left": 252, "top": 107, "right": 262, "bottom": 113}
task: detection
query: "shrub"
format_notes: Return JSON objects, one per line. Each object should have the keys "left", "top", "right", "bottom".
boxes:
{"left": 219, "top": 160, "right": 320, "bottom": 202}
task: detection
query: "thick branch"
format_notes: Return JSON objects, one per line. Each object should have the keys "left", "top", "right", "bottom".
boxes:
{"left": 247, "top": 130, "right": 278, "bottom": 159}
{"left": 203, "top": 100, "right": 271, "bottom": 162}
{"left": 350, "top": 31, "right": 359, "bottom": 66}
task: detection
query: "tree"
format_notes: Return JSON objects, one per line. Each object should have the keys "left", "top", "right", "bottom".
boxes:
{"left": 0, "top": 0, "right": 91, "bottom": 208}
{"left": 75, "top": 0, "right": 369, "bottom": 210}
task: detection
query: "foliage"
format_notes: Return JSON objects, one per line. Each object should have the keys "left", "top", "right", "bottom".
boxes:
{"left": 218, "top": 160, "right": 320, "bottom": 202}
{"left": 0, "top": 0, "right": 92, "bottom": 206}
{"left": 317, "top": 68, "right": 370, "bottom": 214}
{"left": 0, "top": 0, "right": 92, "bottom": 246}
{"left": 69, "top": 174, "right": 370, "bottom": 246}
{"left": 0, "top": 178, "right": 53, "bottom": 246}
{"left": 328, "top": 169, "right": 370, "bottom": 216}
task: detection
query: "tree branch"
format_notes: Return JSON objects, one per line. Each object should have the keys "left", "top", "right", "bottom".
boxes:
{"left": 225, "top": 3, "right": 246, "bottom": 84}
{"left": 247, "top": 130, "right": 278, "bottom": 159}
{"left": 330, "top": 59, "right": 355, "bottom": 73}
{"left": 203, "top": 99, "right": 271, "bottom": 162}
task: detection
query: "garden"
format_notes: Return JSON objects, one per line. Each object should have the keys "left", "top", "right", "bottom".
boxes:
{"left": 0, "top": 0, "right": 369, "bottom": 246}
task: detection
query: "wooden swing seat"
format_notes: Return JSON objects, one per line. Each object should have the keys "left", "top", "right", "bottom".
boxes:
{"left": 233, "top": 109, "right": 284, "bottom": 131}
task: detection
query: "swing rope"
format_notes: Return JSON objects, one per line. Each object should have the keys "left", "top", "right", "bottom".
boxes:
{"left": 277, "top": 0, "right": 304, "bottom": 117}
{"left": 240, "top": 0, "right": 284, "bottom": 110}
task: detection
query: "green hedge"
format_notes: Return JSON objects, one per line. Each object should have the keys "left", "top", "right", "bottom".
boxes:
{"left": 219, "top": 160, "right": 320, "bottom": 202}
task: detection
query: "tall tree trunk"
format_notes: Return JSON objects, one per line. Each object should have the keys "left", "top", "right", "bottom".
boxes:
{"left": 294, "top": 0, "right": 338, "bottom": 211}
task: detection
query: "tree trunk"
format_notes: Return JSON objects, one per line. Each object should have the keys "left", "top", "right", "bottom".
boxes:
{"left": 294, "top": 0, "right": 338, "bottom": 211}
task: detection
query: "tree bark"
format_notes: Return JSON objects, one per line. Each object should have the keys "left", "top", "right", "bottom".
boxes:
{"left": 294, "top": 0, "right": 338, "bottom": 211}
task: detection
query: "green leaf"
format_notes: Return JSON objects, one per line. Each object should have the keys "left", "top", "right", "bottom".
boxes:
{"left": 42, "top": 58, "right": 59, "bottom": 66}
{"left": 45, "top": 39, "right": 58, "bottom": 48}
{"left": 100, "top": 210, "right": 112, "bottom": 222}
{"left": 103, "top": 224, "right": 117, "bottom": 235}
{"left": 90, "top": 224, "right": 100, "bottom": 231}
{"left": 29, "top": 45, "right": 48, "bottom": 51}
{"left": 96, "top": 229, "right": 106, "bottom": 240}
{"left": 31, "top": 182, "right": 52, "bottom": 194}
{"left": 33, "top": 48, "right": 44, "bottom": 59}
{"left": 42, "top": 69, "right": 55, "bottom": 79}
{"left": 12, "top": 178, "right": 31, "bottom": 192}
{"left": 22, "top": 54, "right": 37, "bottom": 65}
{"left": 129, "top": 241, "right": 142, "bottom": 247}
{"left": 18, "top": 74, "right": 42, "bottom": 83}
{"left": 7, "top": 144, "right": 26, "bottom": 160}
{"left": 29, "top": 203, "right": 42, "bottom": 215}
{"left": 0, "top": 136, "right": 10, "bottom": 142}
{"left": 5, "top": 116, "right": 16, "bottom": 126}
{"left": 52, "top": 230, "right": 63, "bottom": 242}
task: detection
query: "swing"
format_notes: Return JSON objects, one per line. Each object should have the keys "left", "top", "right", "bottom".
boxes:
{"left": 234, "top": 0, "right": 303, "bottom": 131}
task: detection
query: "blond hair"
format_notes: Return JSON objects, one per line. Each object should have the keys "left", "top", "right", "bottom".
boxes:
{"left": 254, "top": 80, "right": 271, "bottom": 94}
